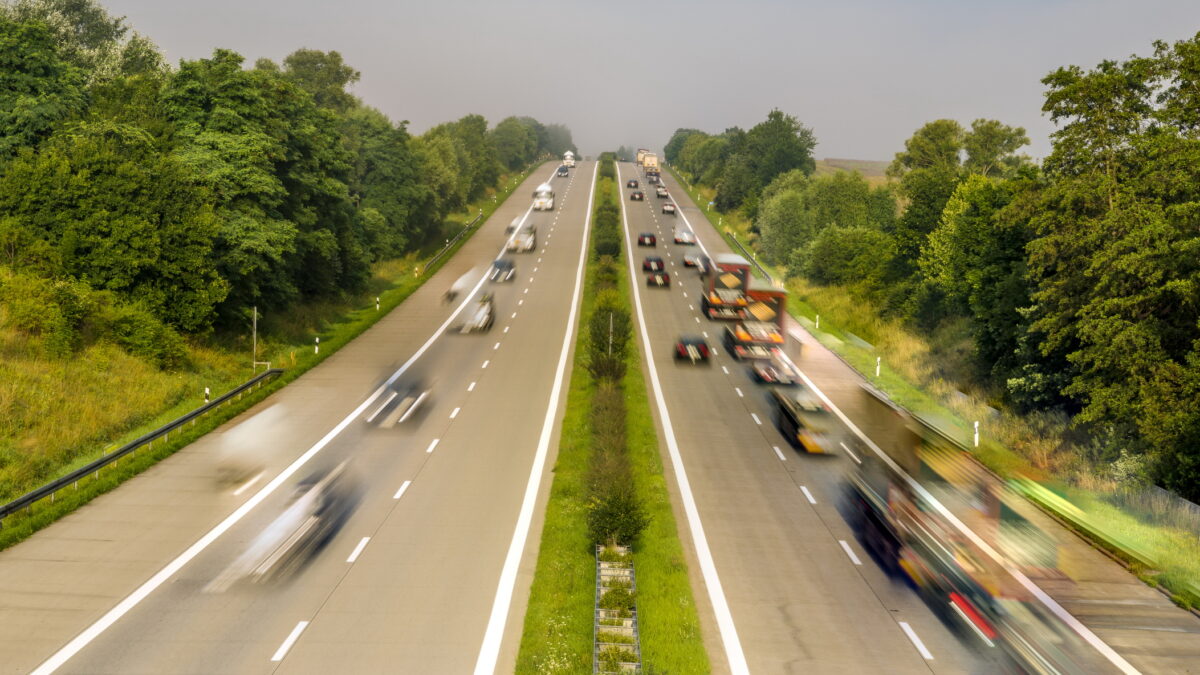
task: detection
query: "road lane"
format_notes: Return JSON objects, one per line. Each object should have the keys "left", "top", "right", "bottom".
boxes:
{"left": 0, "top": 161, "right": 593, "bottom": 674}
{"left": 617, "top": 161, "right": 994, "bottom": 673}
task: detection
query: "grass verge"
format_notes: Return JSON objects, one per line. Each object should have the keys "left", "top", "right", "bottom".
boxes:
{"left": 517, "top": 161, "right": 708, "bottom": 673}
{"left": 667, "top": 164, "right": 1200, "bottom": 609}
{"left": 0, "top": 162, "right": 542, "bottom": 551}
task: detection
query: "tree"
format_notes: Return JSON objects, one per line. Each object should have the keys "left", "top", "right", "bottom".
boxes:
{"left": 714, "top": 153, "right": 756, "bottom": 212}
{"left": 0, "top": 0, "right": 161, "bottom": 82}
{"left": 663, "top": 128, "right": 702, "bottom": 164}
{"left": 755, "top": 189, "right": 813, "bottom": 263}
{"left": 797, "top": 225, "right": 896, "bottom": 288}
{"left": 0, "top": 16, "right": 86, "bottom": 156}
{"left": 744, "top": 109, "right": 817, "bottom": 187}
{"left": 963, "top": 119, "right": 1030, "bottom": 177}
{"left": 490, "top": 116, "right": 537, "bottom": 170}
{"left": 281, "top": 49, "right": 360, "bottom": 113}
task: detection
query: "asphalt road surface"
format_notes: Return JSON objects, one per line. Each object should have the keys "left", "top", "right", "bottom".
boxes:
{"left": 0, "top": 161, "right": 594, "bottom": 674}
{"left": 619, "top": 161, "right": 1200, "bottom": 674}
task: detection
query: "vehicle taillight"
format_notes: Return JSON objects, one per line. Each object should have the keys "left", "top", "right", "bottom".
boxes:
{"left": 949, "top": 592, "right": 998, "bottom": 644}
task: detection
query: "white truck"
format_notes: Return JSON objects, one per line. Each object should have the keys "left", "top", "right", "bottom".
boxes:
{"left": 643, "top": 153, "right": 660, "bottom": 177}
{"left": 532, "top": 183, "right": 555, "bottom": 211}
{"left": 562, "top": 150, "right": 576, "bottom": 168}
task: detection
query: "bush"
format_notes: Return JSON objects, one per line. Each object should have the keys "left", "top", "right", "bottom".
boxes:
{"left": 594, "top": 258, "right": 619, "bottom": 289}
{"left": 588, "top": 481, "right": 649, "bottom": 546}
{"left": 594, "top": 228, "right": 622, "bottom": 260}
{"left": 598, "top": 586, "right": 636, "bottom": 611}
{"left": 99, "top": 302, "right": 188, "bottom": 370}
{"left": 598, "top": 160, "right": 615, "bottom": 180}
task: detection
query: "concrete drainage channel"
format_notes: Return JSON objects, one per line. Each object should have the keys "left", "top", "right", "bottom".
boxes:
{"left": 594, "top": 544, "right": 642, "bottom": 673}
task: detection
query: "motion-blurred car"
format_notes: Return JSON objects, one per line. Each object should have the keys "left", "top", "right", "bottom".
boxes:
{"left": 751, "top": 355, "right": 800, "bottom": 386}
{"left": 637, "top": 233, "right": 656, "bottom": 247}
{"left": 557, "top": 165, "right": 569, "bottom": 177}
{"left": 489, "top": 258, "right": 516, "bottom": 282}
{"left": 365, "top": 378, "right": 432, "bottom": 427}
{"left": 647, "top": 175, "right": 660, "bottom": 185}
{"left": 662, "top": 203, "right": 677, "bottom": 215}
{"left": 505, "top": 216, "right": 522, "bottom": 234}
{"left": 207, "top": 461, "right": 359, "bottom": 591}
{"left": 642, "top": 256, "right": 665, "bottom": 272}
{"left": 683, "top": 254, "right": 701, "bottom": 268}
{"left": 674, "top": 335, "right": 710, "bottom": 362}
{"left": 507, "top": 225, "right": 536, "bottom": 253}
{"left": 772, "top": 386, "right": 837, "bottom": 453}
{"left": 460, "top": 293, "right": 495, "bottom": 333}
{"left": 673, "top": 229, "right": 694, "bottom": 244}
{"left": 630, "top": 191, "right": 645, "bottom": 201}
{"left": 656, "top": 187, "right": 669, "bottom": 198}
{"left": 646, "top": 271, "right": 670, "bottom": 287}
{"left": 626, "top": 178, "right": 639, "bottom": 188}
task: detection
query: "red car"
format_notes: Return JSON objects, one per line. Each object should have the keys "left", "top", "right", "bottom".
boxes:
{"left": 637, "top": 233, "right": 656, "bottom": 247}
{"left": 674, "top": 336, "right": 710, "bottom": 362}
{"left": 646, "top": 271, "right": 671, "bottom": 287}
{"left": 643, "top": 256, "right": 665, "bottom": 271}
{"left": 630, "top": 191, "right": 645, "bottom": 201}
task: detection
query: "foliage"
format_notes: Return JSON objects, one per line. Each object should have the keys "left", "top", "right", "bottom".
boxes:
{"left": 797, "top": 224, "right": 896, "bottom": 289}
{"left": 0, "top": 16, "right": 86, "bottom": 156}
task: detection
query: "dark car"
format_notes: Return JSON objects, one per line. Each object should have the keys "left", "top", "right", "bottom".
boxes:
{"left": 626, "top": 178, "right": 639, "bottom": 188}
{"left": 647, "top": 271, "right": 671, "bottom": 287}
{"left": 557, "top": 165, "right": 569, "bottom": 177}
{"left": 642, "top": 256, "right": 665, "bottom": 272}
{"left": 637, "top": 233, "right": 656, "bottom": 247}
{"left": 489, "top": 258, "right": 516, "bottom": 282}
{"left": 674, "top": 335, "right": 710, "bottom": 362}
{"left": 662, "top": 203, "right": 677, "bottom": 215}
{"left": 647, "top": 175, "right": 660, "bottom": 185}
{"left": 630, "top": 191, "right": 645, "bottom": 201}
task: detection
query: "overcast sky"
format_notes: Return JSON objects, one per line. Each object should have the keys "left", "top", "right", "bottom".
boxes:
{"left": 103, "top": 0, "right": 1200, "bottom": 161}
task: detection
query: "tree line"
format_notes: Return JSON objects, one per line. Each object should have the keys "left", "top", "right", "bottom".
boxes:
{"left": 666, "top": 32, "right": 1200, "bottom": 500}
{"left": 0, "top": 0, "right": 574, "bottom": 365}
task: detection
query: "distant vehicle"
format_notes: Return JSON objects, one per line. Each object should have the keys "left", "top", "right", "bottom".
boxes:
{"left": 673, "top": 229, "right": 695, "bottom": 245}
{"left": 647, "top": 175, "right": 660, "bottom": 185}
{"left": 489, "top": 258, "right": 516, "bottom": 282}
{"left": 563, "top": 150, "right": 576, "bottom": 168}
{"left": 751, "top": 355, "right": 800, "bottom": 386}
{"left": 630, "top": 191, "right": 644, "bottom": 201}
{"left": 507, "top": 225, "right": 536, "bottom": 253}
{"left": 656, "top": 186, "right": 668, "bottom": 198}
{"left": 460, "top": 293, "right": 495, "bottom": 333}
{"left": 662, "top": 203, "right": 677, "bottom": 215}
{"left": 637, "top": 233, "right": 656, "bottom": 247}
{"left": 626, "top": 178, "right": 639, "bottom": 188}
{"left": 642, "top": 256, "right": 665, "bottom": 271}
{"left": 636, "top": 148, "right": 649, "bottom": 166}
{"left": 646, "top": 270, "right": 670, "bottom": 287}
{"left": 643, "top": 153, "right": 660, "bottom": 177}
{"left": 674, "top": 335, "right": 710, "bottom": 363}
{"left": 532, "top": 183, "right": 555, "bottom": 211}
{"left": 772, "top": 386, "right": 837, "bottom": 454}
{"left": 556, "top": 165, "right": 569, "bottom": 177}
{"left": 683, "top": 254, "right": 701, "bottom": 268}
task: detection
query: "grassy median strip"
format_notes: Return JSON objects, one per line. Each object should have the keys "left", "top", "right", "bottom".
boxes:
{"left": 0, "top": 162, "right": 541, "bottom": 552}
{"left": 517, "top": 159, "right": 708, "bottom": 673}
{"left": 668, "top": 164, "right": 1200, "bottom": 609}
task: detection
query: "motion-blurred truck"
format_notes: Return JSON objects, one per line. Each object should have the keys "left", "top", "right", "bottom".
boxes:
{"left": 636, "top": 148, "right": 649, "bottom": 166}
{"left": 643, "top": 153, "right": 660, "bottom": 177}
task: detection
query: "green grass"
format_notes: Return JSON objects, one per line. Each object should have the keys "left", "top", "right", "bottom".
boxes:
{"left": 667, "top": 164, "right": 1200, "bottom": 610}
{"left": 517, "top": 163, "right": 708, "bottom": 673}
{"left": 0, "top": 162, "right": 541, "bottom": 550}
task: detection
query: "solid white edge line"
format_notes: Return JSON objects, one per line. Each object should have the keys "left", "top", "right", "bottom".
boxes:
{"left": 425, "top": 438, "right": 440, "bottom": 454}
{"left": 393, "top": 480, "right": 412, "bottom": 500}
{"left": 614, "top": 162, "right": 749, "bottom": 674}
{"left": 899, "top": 621, "right": 934, "bottom": 660}
{"left": 473, "top": 161, "right": 598, "bottom": 675}
{"left": 365, "top": 390, "right": 399, "bottom": 423}
{"left": 346, "top": 536, "right": 370, "bottom": 563}
{"left": 772, "top": 446, "right": 786, "bottom": 462}
{"left": 33, "top": 162, "right": 563, "bottom": 674}
{"left": 270, "top": 621, "right": 309, "bottom": 662}
{"left": 772, "top": 350, "right": 1139, "bottom": 674}
{"left": 801, "top": 486, "right": 817, "bottom": 504}
{"left": 839, "top": 539, "right": 863, "bottom": 566}
{"left": 839, "top": 441, "right": 862, "bottom": 464}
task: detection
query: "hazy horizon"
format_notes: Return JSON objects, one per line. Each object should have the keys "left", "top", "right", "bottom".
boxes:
{"left": 101, "top": 0, "right": 1200, "bottom": 161}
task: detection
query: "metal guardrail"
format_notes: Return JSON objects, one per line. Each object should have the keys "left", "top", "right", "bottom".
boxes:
{"left": 725, "top": 230, "right": 775, "bottom": 284}
{"left": 423, "top": 210, "right": 484, "bottom": 273}
{"left": 0, "top": 368, "right": 284, "bottom": 524}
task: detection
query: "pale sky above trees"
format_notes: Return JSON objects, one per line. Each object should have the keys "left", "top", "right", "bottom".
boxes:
{"left": 102, "top": 0, "right": 1200, "bottom": 160}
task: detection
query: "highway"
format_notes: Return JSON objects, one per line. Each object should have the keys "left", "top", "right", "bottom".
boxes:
{"left": 0, "top": 161, "right": 594, "bottom": 674}
{"left": 619, "top": 160, "right": 1200, "bottom": 674}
